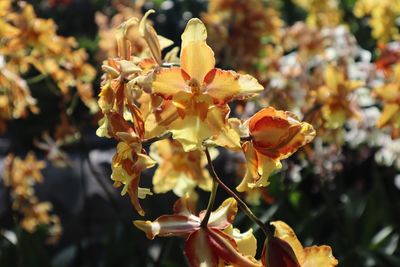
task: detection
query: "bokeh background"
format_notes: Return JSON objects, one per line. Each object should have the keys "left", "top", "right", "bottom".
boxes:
{"left": 1, "top": 0, "right": 400, "bottom": 266}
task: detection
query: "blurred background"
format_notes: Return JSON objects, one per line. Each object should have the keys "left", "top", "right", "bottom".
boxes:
{"left": 1, "top": 0, "right": 400, "bottom": 266}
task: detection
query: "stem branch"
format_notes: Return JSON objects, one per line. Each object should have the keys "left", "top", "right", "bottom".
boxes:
{"left": 200, "top": 175, "right": 218, "bottom": 227}
{"left": 204, "top": 148, "right": 272, "bottom": 238}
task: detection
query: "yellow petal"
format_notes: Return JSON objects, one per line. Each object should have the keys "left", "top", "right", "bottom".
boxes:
{"left": 181, "top": 18, "right": 207, "bottom": 49}
{"left": 206, "top": 106, "right": 241, "bottom": 150}
{"left": 237, "top": 142, "right": 281, "bottom": 192}
{"left": 271, "top": 221, "right": 305, "bottom": 263}
{"left": 377, "top": 104, "right": 399, "bottom": 128}
{"left": 169, "top": 115, "right": 212, "bottom": 152}
{"left": 374, "top": 83, "right": 399, "bottom": 102}
{"left": 206, "top": 198, "right": 238, "bottom": 229}
{"left": 302, "top": 246, "right": 338, "bottom": 267}
{"left": 224, "top": 226, "right": 258, "bottom": 258}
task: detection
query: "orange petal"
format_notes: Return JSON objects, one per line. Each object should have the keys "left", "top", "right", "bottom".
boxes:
{"left": 205, "top": 69, "right": 263, "bottom": 103}
{"left": 139, "top": 10, "right": 162, "bottom": 65}
{"left": 152, "top": 67, "right": 187, "bottom": 99}
{"left": 237, "top": 142, "right": 281, "bottom": 191}
{"left": 127, "top": 176, "right": 146, "bottom": 216}
{"left": 249, "top": 107, "right": 315, "bottom": 160}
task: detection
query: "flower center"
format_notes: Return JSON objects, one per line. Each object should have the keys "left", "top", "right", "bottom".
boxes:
{"left": 187, "top": 78, "right": 202, "bottom": 94}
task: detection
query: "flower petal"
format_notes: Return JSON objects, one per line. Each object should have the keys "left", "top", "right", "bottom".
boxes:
{"left": 237, "top": 142, "right": 281, "bottom": 192}
{"left": 206, "top": 105, "right": 241, "bottom": 150}
{"left": 152, "top": 67, "right": 187, "bottom": 99}
{"left": 249, "top": 107, "right": 315, "bottom": 160}
{"left": 169, "top": 115, "right": 212, "bottom": 152}
{"left": 207, "top": 228, "right": 261, "bottom": 267}
{"left": 377, "top": 103, "right": 399, "bottom": 128}
{"left": 180, "top": 19, "right": 215, "bottom": 82}
{"left": 224, "top": 225, "right": 258, "bottom": 258}
{"left": 204, "top": 198, "right": 238, "bottom": 229}
{"left": 302, "top": 246, "right": 338, "bottom": 267}
{"left": 271, "top": 221, "right": 305, "bottom": 263}
{"left": 139, "top": 9, "right": 162, "bottom": 65}
{"left": 181, "top": 18, "right": 208, "bottom": 49}
{"left": 134, "top": 214, "right": 200, "bottom": 240}
{"left": 205, "top": 69, "right": 263, "bottom": 103}
{"left": 184, "top": 229, "right": 218, "bottom": 267}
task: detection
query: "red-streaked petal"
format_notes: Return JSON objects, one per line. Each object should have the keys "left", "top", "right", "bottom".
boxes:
{"left": 133, "top": 214, "right": 200, "bottom": 240}
{"left": 184, "top": 229, "right": 218, "bottom": 267}
{"left": 207, "top": 228, "right": 261, "bottom": 267}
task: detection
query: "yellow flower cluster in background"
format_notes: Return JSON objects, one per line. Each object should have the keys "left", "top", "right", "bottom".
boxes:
{"left": 294, "top": 0, "right": 342, "bottom": 28}
{"left": 3, "top": 153, "right": 62, "bottom": 243}
{"left": 0, "top": 0, "right": 97, "bottom": 134}
{"left": 354, "top": 0, "right": 400, "bottom": 42}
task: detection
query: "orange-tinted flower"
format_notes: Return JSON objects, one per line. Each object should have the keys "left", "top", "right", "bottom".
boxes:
{"left": 237, "top": 107, "right": 315, "bottom": 191}
{"left": 134, "top": 196, "right": 260, "bottom": 267}
{"left": 150, "top": 139, "right": 218, "bottom": 196}
{"left": 151, "top": 18, "right": 263, "bottom": 151}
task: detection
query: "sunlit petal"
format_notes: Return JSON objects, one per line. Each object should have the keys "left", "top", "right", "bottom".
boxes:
{"left": 204, "top": 198, "right": 237, "bottom": 229}
{"left": 152, "top": 68, "right": 187, "bottom": 98}
{"left": 205, "top": 69, "right": 263, "bottom": 103}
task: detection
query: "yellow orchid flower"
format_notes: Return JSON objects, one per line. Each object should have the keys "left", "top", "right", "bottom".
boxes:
{"left": 151, "top": 18, "right": 264, "bottom": 151}
{"left": 237, "top": 107, "right": 315, "bottom": 192}
{"left": 262, "top": 221, "right": 338, "bottom": 267}
{"left": 150, "top": 139, "right": 218, "bottom": 196}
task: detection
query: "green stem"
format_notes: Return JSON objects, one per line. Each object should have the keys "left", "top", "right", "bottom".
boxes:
{"left": 200, "top": 175, "right": 218, "bottom": 227}
{"left": 204, "top": 148, "right": 272, "bottom": 238}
